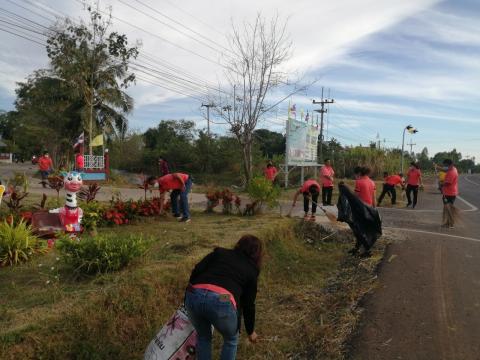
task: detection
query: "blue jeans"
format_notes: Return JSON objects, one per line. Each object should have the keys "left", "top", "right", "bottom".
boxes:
{"left": 185, "top": 288, "right": 238, "bottom": 360}
{"left": 171, "top": 177, "right": 192, "bottom": 219}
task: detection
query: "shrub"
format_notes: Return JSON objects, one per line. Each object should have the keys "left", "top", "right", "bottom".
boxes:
{"left": 80, "top": 201, "right": 107, "bottom": 231}
{"left": 78, "top": 183, "right": 101, "bottom": 203}
{"left": 56, "top": 233, "right": 148, "bottom": 275}
{"left": 0, "top": 220, "right": 45, "bottom": 266}
{"left": 246, "top": 176, "right": 281, "bottom": 214}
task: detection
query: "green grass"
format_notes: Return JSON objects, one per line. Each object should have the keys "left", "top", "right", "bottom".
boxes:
{"left": 0, "top": 211, "right": 385, "bottom": 359}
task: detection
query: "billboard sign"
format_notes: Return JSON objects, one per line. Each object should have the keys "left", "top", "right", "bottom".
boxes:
{"left": 285, "top": 107, "right": 320, "bottom": 165}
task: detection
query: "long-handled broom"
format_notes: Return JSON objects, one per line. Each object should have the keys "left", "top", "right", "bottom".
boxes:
{"left": 285, "top": 198, "right": 337, "bottom": 223}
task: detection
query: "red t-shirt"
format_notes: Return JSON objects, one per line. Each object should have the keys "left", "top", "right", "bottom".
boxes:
{"left": 38, "top": 156, "right": 53, "bottom": 171}
{"left": 386, "top": 174, "right": 403, "bottom": 186}
{"left": 264, "top": 166, "right": 278, "bottom": 181}
{"left": 407, "top": 168, "right": 422, "bottom": 186}
{"left": 320, "top": 165, "right": 335, "bottom": 187}
{"left": 355, "top": 176, "right": 376, "bottom": 206}
{"left": 75, "top": 154, "right": 84, "bottom": 169}
{"left": 442, "top": 166, "right": 458, "bottom": 196}
{"left": 300, "top": 179, "right": 320, "bottom": 193}
{"left": 158, "top": 173, "right": 189, "bottom": 191}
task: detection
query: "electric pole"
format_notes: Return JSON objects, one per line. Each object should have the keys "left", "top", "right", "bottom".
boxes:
{"left": 313, "top": 87, "right": 334, "bottom": 163}
{"left": 407, "top": 139, "right": 416, "bottom": 155}
{"left": 201, "top": 103, "right": 215, "bottom": 137}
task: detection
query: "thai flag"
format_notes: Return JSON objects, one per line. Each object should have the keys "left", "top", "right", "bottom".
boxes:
{"left": 73, "top": 132, "right": 84, "bottom": 149}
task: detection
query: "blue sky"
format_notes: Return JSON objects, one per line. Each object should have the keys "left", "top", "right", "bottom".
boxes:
{"left": 0, "top": 0, "right": 479, "bottom": 161}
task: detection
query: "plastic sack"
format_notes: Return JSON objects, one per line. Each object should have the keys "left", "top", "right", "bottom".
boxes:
{"left": 144, "top": 305, "right": 197, "bottom": 360}
{"left": 337, "top": 183, "right": 382, "bottom": 250}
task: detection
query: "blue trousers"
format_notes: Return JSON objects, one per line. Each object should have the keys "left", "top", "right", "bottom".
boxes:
{"left": 171, "top": 177, "right": 192, "bottom": 219}
{"left": 185, "top": 288, "right": 238, "bottom": 360}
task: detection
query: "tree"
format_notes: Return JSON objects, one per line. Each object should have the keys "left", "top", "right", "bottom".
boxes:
{"left": 213, "top": 14, "right": 293, "bottom": 184}
{"left": 253, "top": 128, "right": 285, "bottom": 158}
{"left": 46, "top": 8, "right": 138, "bottom": 153}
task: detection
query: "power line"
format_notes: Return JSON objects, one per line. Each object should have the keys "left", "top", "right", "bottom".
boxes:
{"left": 162, "top": 0, "right": 224, "bottom": 36}
{"left": 0, "top": 26, "right": 46, "bottom": 46}
{"left": 121, "top": 0, "right": 232, "bottom": 55}
{"left": 72, "top": 0, "right": 223, "bottom": 67}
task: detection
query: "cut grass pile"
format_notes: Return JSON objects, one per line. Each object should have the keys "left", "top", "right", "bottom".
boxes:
{"left": 0, "top": 212, "right": 386, "bottom": 359}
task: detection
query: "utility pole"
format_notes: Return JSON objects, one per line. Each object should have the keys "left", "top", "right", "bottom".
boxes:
{"left": 313, "top": 87, "right": 334, "bottom": 163}
{"left": 407, "top": 139, "right": 416, "bottom": 155}
{"left": 201, "top": 103, "right": 215, "bottom": 137}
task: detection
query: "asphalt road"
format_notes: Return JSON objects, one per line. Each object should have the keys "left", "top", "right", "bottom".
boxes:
{"left": 349, "top": 175, "right": 480, "bottom": 360}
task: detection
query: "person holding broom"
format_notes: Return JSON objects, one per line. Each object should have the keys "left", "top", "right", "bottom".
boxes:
{"left": 439, "top": 159, "right": 459, "bottom": 228}
{"left": 377, "top": 171, "right": 404, "bottom": 206}
{"left": 290, "top": 178, "right": 321, "bottom": 221}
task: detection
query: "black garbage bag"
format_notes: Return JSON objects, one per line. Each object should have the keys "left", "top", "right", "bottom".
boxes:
{"left": 337, "top": 183, "right": 382, "bottom": 251}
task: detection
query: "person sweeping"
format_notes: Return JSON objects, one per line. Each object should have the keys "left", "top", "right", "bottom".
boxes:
{"left": 320, "top": 158, "right": 335, "bottom": 206}
{"left": 290, "top": 179, "right": 321, "bottom": 221}
{"left": 438, "top": 159, "right": 459, "bottom": 228}
{"left": 377, "top": 172, "right": 404, "bottom": 206}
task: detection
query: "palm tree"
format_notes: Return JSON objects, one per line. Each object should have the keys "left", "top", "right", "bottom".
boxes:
{"left": 46, "top": 8, "right": 138, "bottom": 152}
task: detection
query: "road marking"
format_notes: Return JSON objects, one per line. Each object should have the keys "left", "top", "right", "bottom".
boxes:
{"left": 385, "top": 226, "right": 480, "bottom": 243}
{"left": 464, "top": 176, "right": 480, "bottom": 186}
{"left": 457, "top": 195, "right": 478, "bottom": 212}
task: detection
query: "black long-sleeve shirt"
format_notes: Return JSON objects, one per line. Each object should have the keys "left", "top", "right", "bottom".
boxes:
{"left": 188, "top": 247, "right": 259, "bottom": 335}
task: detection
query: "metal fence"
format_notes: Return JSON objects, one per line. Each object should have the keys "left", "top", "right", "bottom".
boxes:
{"left": 84, "top": 155, "right": 105, "bottom": 169}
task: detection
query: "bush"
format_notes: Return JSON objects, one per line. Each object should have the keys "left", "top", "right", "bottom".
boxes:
{"left": 246, "top": 176, "right": 281, "bottom": 214}
{"left": 0, "top": 220, "right": 45, "bottom": 266}
{"left": 56, "top": 233, "right": 148, "bottom": 275}
{"left": 80, "top": 201, "right": 107, "bottom": 231}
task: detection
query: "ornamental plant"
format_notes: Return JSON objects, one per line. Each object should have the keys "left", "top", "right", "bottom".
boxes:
{"left": 0, "top": 220, "right": 46, "bottom": 266}
{"left": 221, "top": 189, "right": 234, "bottom": 214}
{"left": 246, "top": 176, "right": 281, "bottom": 215}
{"left": 56, "top": 233, "right": 149, "bottom": 275}
{"left": 205, "top": 189, "right": 221, "bottom": 213}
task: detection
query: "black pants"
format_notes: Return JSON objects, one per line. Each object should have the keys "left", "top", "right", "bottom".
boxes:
{"left": 303, "top": 192, "right": 319, "bottom": 214}
{"left": 378, "top": 184, "right": 396, "bottom": 205}
{"left": 442, "top": 195, "right": 456, "bottom": 205}
{"left": 322, "top": 186, "right": 333, "bottom": 205}
{"left": 406, "top": 184, "right": 419, "bottom": 207}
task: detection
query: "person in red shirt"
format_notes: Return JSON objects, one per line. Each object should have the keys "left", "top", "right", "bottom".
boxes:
{"left": 320, "top": 158, "right": 335, "bottom": 206}
{"left": 354, "top": 166, "right": 376, "bottom": 207}
{"left": 155, "top": 172, "right": 192, "bottom": 222}
{"left": 38, "top": 151, "right": 53, "bottom": 188}
{"left": 263, "top": 161, "right": 278, "bottom": 183}
{"left": 75, "top": 148, "right": 84, "bottom": 172}
{"left": 405, "top": 162, "right": 423, "bottom": 208}
{"left": 291, "top": 179, "right": 321, "bottom": 221}
{"left": 377, "top": 171, "right": 404, "bottom": 206}
{"left": 440, "top": 159, "right": 459, "bottom": 228}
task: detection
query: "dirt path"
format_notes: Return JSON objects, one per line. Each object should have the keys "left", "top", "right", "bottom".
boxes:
{"left": 348, "top": 175, "right": 480, "bottom": 360}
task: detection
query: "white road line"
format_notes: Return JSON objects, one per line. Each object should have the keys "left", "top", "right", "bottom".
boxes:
{"left": 385, "top": 226, "right": 480, "bottom": 243}
{"left": 457, "top": 195, "right": 478, "bottom": 212}
{"left": 464, "top": 176, "right": 480, "bottom": 186}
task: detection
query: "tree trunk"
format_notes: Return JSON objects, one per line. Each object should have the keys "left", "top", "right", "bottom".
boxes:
{"left": 241, "top": 139, "right": 253, "bottom": 185}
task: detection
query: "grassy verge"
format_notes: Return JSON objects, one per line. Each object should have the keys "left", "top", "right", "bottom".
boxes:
{"left": 0, "top": 212, "right": 387, "bottom": 359}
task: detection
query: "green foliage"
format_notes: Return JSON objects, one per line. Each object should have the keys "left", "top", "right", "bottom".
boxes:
{"left": 80, "top": 201, "right": 107, "bottom": 231}
{"left": 56, "top": 233, "right": 148, "bottom": 275}
{"left": 46, "top": 9, "right": 138, "bottom": 139}
{"left": 247, "top": 176, "right": 281, "bottom": 213}
{"left": 0, "top": 220, "right": 45, "bottom": 266}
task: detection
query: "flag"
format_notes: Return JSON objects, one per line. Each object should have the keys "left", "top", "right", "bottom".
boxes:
{"left": 290, "top": 104, "right": 296, "bottom": 119}
{"left": 91, "top": 134, "right": 104, "bottom": 147}
{"left": 73, "top": 132, "right": 84, "bottom": 149}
